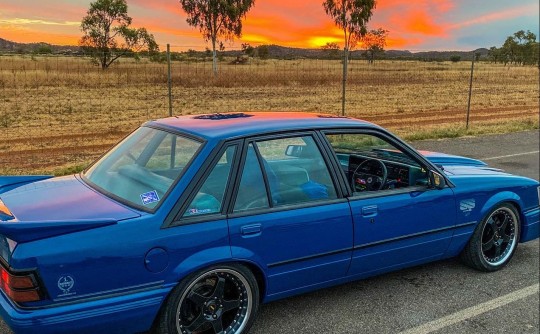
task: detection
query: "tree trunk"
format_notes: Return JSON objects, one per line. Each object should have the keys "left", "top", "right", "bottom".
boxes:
{"left": 341, "top": 47, "right": 348, "bottom": 116}
{"left": 101, "top": 51, "right": 107, "bottom": 70}
{"left": 212, "top": 38, "right": 218, "bottom": 76}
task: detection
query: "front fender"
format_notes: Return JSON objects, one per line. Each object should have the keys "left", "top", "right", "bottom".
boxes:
{"left": 479, "top": 191, "right": 539, "bottom": 242}
{"left": 445, "top": 189, "right": 527, "bottom": 258}
{"left": 479, "top": 191, "right": 522, "bottom": 220}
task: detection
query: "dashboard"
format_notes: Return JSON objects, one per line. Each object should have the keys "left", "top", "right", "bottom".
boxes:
{"left": 348, "top": 154, "right": 423, "bottom": 189}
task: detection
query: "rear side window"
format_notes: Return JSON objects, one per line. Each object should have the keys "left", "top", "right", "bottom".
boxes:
{"left": 233, "top": 135, "right": 337, "bottom": 212}
{"left": 233, "top": 144, "right": 270, "bottom": 212}
{"left": 183, "top": 146, "right": 237, "bottom": 217}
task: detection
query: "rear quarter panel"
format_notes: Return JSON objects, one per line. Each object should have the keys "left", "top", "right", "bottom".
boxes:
{"left": 9, "top": 215, "right": 234, "bottom": 309}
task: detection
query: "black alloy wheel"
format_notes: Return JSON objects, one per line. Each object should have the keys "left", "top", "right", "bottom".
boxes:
{"left": 480, "top": 207, "right": 518, "bottom": 266}
{"left": 461, "top": 203, "right": 520, "bottom": 271}
{"left": 157, "top": 264, "right": 259, "bottom": 334}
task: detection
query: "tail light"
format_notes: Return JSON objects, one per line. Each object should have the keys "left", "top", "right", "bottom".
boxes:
{"left": 0, "top": 263, "right": 43, "bottom": 303}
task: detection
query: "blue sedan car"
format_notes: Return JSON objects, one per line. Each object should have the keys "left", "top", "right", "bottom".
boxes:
{"left": 0, "top": 112, "right": 538, "bottom": 334}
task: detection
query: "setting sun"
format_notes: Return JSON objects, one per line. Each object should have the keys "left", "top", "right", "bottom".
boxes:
{"left": 308, "top": 36, "right": 342, "bottom": 48}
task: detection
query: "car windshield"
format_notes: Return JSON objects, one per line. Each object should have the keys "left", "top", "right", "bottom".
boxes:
{"left": 84, "top": 127, "right": 202, "bottom": 210}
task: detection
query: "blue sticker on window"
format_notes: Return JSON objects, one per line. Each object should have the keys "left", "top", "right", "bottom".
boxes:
{"left": 140, "top": 190, "right": 160, "bottom": 205}
{"left": 188, "top": 208, "right": 213, "bottom": 215}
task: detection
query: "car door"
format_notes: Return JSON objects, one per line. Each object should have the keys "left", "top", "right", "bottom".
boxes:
{"left": 227, "top": 133, "right": 353, "bottom": 299}
{"left": 322, "top": 130, "right": 457, "bottom": 277}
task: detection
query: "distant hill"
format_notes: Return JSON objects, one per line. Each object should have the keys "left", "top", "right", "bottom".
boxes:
{"left": 0, "top": 36, "right": 489, "bottom": 60}
{"left": 223, "top": 44, "right": 490, "bottom": 61}
{"left": 385, "top": 48, "right": 490, "bottom": 61}
{"left": 0, "top": 37, "right": 80, "bottom": 54}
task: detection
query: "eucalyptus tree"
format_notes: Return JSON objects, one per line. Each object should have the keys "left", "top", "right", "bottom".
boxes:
{"left": 180, "top": 0, "right": 255, "bottom": 75}
{"left": 80, "top": 0, "right": 158, "bottom": 69}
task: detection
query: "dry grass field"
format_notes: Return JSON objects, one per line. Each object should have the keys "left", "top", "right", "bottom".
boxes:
{"left": 0, "top": 55, "right": 538, "bottom": 175}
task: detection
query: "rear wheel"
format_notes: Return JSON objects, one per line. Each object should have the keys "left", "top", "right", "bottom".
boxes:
{"left": 461, "top": 203, "right": 520, "bottom": 271}
{"left": 157, "top": 264, "right": 259, "bottom": 334}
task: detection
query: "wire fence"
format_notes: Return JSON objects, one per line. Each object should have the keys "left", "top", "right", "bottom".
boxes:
{"left": 0, "top": 52, "right": 538, "bottom": 175}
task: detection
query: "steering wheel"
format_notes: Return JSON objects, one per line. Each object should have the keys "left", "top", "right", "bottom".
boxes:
{"left": 351, "top": 159, "right": 388, "bottom": 192}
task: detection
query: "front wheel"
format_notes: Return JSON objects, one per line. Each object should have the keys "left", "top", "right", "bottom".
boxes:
{"left": 157, "top": 264, "right": 259, "bottom": 334}
{"left": 460, "top": 203, "right": 520, "bottom": 271}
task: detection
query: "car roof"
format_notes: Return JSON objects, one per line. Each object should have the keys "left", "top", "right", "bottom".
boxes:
{"left": 146, "top": 112, "right": 379, "bottom": 140}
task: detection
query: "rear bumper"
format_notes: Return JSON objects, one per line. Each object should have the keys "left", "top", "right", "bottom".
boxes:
{"left": 521, "top": 207, "right": 539, "bottom": 243}
{"left": 0, "top": 287, "right": 170, "bottom": 334}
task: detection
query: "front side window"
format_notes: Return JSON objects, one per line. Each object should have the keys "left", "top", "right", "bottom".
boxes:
{"left": 183, "top": 146, "right": 237, "bottom": 217}
{"left": 255, "top": 135, "right": 337, "bottom": 207}
{"left": 84, "top": 127, "right": 201, "bottom": 210}
{"left": 325, "top": 133, "right": 428, "bottom": 193}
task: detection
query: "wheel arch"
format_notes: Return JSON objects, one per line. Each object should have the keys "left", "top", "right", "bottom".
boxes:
{"left": 168, "top": 252, "right": 268, "bottom": 302}
{"left": 480, "top": 191, "right": 523, "bottom": 219}
{"left": 480, "top": 191, "right": 524, "bottom": 240}
{"left": 233, "top": 260, "right": 267, "bottom": 303}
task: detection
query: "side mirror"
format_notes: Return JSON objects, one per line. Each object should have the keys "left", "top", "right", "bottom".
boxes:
{"left": 429, "top": 170, "right": 447, "bottom": 190}
{"left": 285, "top": 145, "right": 305, "bottom": 158}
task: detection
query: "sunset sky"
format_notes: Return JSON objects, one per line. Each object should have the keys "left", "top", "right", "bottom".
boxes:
{"left": 0, "top": 0, "right": 538, "bottom": 51}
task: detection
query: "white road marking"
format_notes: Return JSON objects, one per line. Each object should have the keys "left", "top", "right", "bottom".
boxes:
{"left": 399, "top": 283, "right": 539, "bottom": 334}
{"left": 481, "top": 151, "right": 539, "bottom": 161}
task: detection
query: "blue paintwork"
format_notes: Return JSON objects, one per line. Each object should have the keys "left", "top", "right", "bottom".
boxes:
{"left": 0, "top": 175, "right": 140, "bottom": 222}
{"left": 348, "top": 187, "right": 457, "bottom": 276}
{"left": 149, "top": 112, "right": 382, "bottom": 140}
{"left": 0, "top": 219, "right": 118, "bottom": 243}
{"left": 420, "top": 150, "right": 487, "bottom": 167}
{"left": 0, "top": 112, "right": 538, "bottom": 334}
{"left": 0, "top": 175, "right": 53, "bottom": 194}
{"left": 228, "top": 201, "right": 353, "bottom": 296}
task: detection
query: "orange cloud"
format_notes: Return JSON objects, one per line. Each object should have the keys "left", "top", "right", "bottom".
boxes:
{"left": 392, "top": 35, "right": 427, "bottom": 48}
{"left": 403, "top": 10, "right": 446, "bottom": 36}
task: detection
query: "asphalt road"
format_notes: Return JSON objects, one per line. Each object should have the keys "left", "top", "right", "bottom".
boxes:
{"left": 1, "top": 130, "right": 538, "bottom": 334}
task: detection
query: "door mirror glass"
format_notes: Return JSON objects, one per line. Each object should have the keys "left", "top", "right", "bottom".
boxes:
{"left": 429, "top": 170, "right": 446, "bottom": 189}
{"left": 285, "top": 145, "right": 305, "bottom": 158}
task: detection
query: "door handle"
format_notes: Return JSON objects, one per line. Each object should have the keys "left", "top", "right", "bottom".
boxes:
{"left": 361, "top": 205, "right": 378, "bottom": 217}
{"left": 241, "top": 224, "right": 262, "bottom": 236}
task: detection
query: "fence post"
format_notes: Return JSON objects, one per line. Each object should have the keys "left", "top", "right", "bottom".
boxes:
{"left": 466, "top": 54, "right": 475, "bottom": 129}
{"left": 341, "top": 47, "right": 348, "bottom": 116}
{"left": 167, "top": 44, "right": 173, "bottom": 117}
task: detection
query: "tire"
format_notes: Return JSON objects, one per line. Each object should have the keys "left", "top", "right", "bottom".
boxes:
{"left": 460, "top": 203, "right": 521, "bottom": 272}
{"left": 156, "top": 263, "right": 260, "bottom": 334}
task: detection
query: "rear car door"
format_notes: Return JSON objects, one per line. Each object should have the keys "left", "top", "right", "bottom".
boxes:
{"left": 227, "top": 133, "right": 353, "bottom": 299}
{"left": 322, "top": 130, "right": 457, "bottom": 277}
